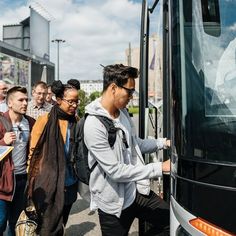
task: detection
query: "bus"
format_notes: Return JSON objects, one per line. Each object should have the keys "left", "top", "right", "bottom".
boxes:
{"left": 139, "top": 0, "right": 236, "bottom": 235}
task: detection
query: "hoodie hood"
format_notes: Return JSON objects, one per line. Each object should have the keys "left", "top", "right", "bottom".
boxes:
{"left": 85, "top": 97, "right": 112, "bottom": 119}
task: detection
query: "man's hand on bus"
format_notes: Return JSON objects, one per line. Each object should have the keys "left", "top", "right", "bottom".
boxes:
{"left": 162, "top": 159, "right": 170, "bottom": 174}
{"left": 165, "top": 139, "right": 171, "bottom": 148}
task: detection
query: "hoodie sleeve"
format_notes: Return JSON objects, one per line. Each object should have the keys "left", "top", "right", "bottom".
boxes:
{"left": 122, "top": 109, "right": 167, "bottom": 154}
{"left": 84, "top": 115, "right": 163, "bottom": 182}
{"left": 136, "top": 137, "right": 167, "bottom": 153}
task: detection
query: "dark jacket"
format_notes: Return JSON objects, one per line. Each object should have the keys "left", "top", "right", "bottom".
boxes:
{"left": 0, "top": 111, "right": 35, "bottom": 201}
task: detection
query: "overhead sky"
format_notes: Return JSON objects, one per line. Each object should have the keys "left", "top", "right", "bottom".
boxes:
{"left": 0, "top": 0, "right": 142, "bottom": 82}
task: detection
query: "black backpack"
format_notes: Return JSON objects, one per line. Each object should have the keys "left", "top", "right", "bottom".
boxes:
{"left": 73, "top": 114, "right": 118, "bottom": 185}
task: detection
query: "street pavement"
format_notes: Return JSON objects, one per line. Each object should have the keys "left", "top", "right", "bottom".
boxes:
{"left": 65, "top": 194, "right": 138, "bottom": 236}
{"left": 3, "top": 195, "right": 138, "bottom": 236}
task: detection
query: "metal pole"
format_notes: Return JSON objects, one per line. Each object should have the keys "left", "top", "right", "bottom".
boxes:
{"left": 28, "top": 59, "right": 32, "bottom": 97}
{"left": 57, "top": 41, "right": 59, "bottom": 80}
{"left": 139, "top": 1, "right": 149, "bottom": 235}
{"left": 139, "top": 0, "right": 149, "bottom": 139}
{"left": 128, "top": 42, "right": 132, "bottom": 66}
{"left": 52, "top": 39, "right": 65, "bottom": 81}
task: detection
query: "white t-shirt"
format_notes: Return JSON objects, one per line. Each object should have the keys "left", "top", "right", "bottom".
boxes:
{"left": 12, "top": 116, "right": 30, "bottom": 175}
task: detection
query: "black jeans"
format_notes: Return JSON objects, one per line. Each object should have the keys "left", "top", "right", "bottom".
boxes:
{"left": 98, "top": 190, "right": 170, "bottom": 236}
{"left": 62, "top": 204, "right": 73, "bottom": 226}
{"left": 63, "top": 182, "right": 78, "bottom": 226}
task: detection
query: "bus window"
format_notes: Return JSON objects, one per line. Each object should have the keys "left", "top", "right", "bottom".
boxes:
{"left": 175, "top": 0, "right": 236, "bottom": 163}
{"left": 201, "top": 0, "right": 221, "bottom": 37}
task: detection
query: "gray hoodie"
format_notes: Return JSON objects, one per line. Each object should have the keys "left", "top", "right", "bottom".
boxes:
{"left": 84, "top": 98, "right": 167, "bottom": 217}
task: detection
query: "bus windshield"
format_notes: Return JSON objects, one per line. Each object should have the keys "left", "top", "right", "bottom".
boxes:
{"left": 175, "top": 0, "right": 236, "bottom": 163}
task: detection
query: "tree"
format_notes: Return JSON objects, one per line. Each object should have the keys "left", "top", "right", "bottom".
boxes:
{"left": 89, "top": 91, "right": 101, "bottom": 102}
{"left": 77, "top": 90, "right": 90, "bottom": 118}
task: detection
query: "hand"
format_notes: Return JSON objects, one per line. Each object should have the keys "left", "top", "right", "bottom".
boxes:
{"left": 162, "top": 159, "right": 170, "bottom": 173}
{"left": 3, "top": 132, "right": 16, "bottom": 145}
{"left": 165, "top": 139, "right": 171, "bottom": 148}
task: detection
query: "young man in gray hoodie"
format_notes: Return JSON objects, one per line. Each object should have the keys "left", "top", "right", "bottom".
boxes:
{"left": 84, "top": 64, "right": 170, "bottom": 236}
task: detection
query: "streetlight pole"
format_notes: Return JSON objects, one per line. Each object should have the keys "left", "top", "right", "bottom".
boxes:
{"left": 51, "top": 39, "right": 65, "bottom": 81}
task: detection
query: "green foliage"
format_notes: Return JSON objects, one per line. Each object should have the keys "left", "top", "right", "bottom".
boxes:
{"left": 77, "top": 90, "right": 102, "bottom": 118}
{"left": 77, "top": 90, "right": 90, "bottom": 118}
{"left": 128, "top": 106, "right": 153, "bottom": 115}
{"left": 149, "top": 108, "right": 154, "bottom": 114}
{"left": 128, "top": 106, "right": 139, "bottom": 114}
{"left": 89, "top": 91, "right": 101, "bottom": 101}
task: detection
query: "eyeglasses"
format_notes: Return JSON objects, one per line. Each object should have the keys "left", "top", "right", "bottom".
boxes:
{"left": 119, "top": 85, "right": 135, "bottom": 97}
{"left": 62, "top": 98, "right": 79, "bottom": 106}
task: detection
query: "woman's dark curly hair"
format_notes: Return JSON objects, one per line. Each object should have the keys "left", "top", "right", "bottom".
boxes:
{"left": 51, "top": 79, "right": 80, "bottom": 99}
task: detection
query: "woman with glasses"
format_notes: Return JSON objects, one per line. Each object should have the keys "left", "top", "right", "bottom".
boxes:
{"left": 27, "top": 79, "right": 80, "bottom": 236}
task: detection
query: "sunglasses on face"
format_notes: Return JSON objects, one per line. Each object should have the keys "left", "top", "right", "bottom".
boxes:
{"left": 119, "top": 85, "right": 135, "bottom": 97}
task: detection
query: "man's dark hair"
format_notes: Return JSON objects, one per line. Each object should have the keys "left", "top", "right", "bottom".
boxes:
{"left": 33, "top": 81, "right": 47, "bottom": 90}
{"left": 103, "top": 64, "right": 139, "bottom": 91}
{"left": 6, "top": 86, "right": 27, "bottom": 103}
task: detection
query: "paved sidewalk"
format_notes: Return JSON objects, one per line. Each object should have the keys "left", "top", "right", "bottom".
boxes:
{"left": 3, "top": 194, "right": 138, "bottom": 236}
{"left": 66, "top": 194, "right": 138, "bottom": 236}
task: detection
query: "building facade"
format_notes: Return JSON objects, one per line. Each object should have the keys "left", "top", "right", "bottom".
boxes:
{"left": 80, "top": 80, "right": 103, "bottom": 96}
{"left": 125, "top": 34, "right": 163, "bottom": 105}
{"left": 1, "top": 5, "right": 54, "bottom": 92}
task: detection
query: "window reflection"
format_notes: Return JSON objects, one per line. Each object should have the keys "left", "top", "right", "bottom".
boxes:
{"left": 0, "top": 52, "right": 29, "bottom": 86}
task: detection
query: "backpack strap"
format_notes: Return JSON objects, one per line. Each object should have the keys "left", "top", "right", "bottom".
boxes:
{"left": 95, "top": 115, "right": 129, "bottom": 148}
{"left": 87, "top": 115, "right": 118, "bottom": 173}
{"left": 95, "top": 115, "right": 118, "bottom": 147}
{"left": 73, "top": 114, "right": 128, "bottom": 182}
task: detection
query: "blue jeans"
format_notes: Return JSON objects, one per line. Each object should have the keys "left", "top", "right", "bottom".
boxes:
{"left": 0, "top": 199, "right": 8, "bottom": 235}
{"left": 0, "top": 174, "right": 27, "bottom": 236}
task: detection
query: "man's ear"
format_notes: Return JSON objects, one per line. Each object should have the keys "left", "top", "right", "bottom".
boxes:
{"left": 110, "top": 83, "right": 117, "bottom": 93}
{"left": 57, "top": 98, "right": 62, "bottom": 105}
{"left": 7, "top": 99, "right": 12, "bottom": 108}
